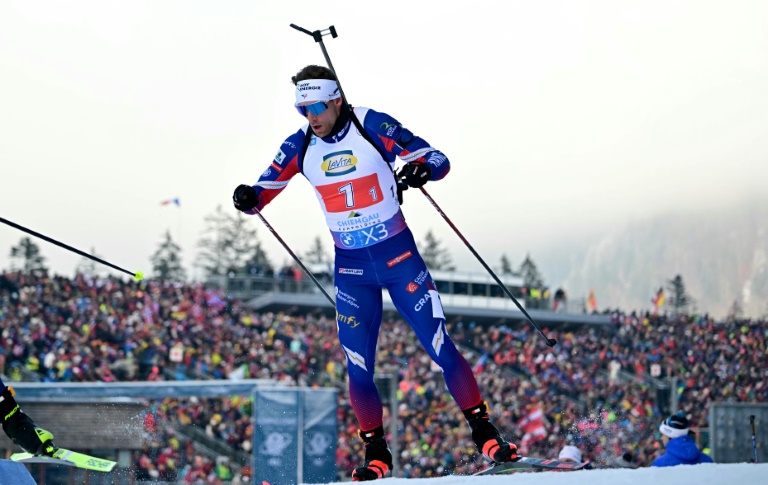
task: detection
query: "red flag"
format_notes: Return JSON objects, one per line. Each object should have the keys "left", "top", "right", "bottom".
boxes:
{"left": 587, "top": 289, "right": 597, "bottom": 311}
{"left": 652, "top": 287, "right": 665, "bottom": 314}
{"left": 141, "top": 303, "right": 154, "bottom": 325}
{"left": 160, "top": 197, "right": 181, "bottom": 207}
{"left": 472, "top": 353, "right": 489, "bottom": 375}
{"left": 519, "top": 405, "right": 547, "bottom": 446}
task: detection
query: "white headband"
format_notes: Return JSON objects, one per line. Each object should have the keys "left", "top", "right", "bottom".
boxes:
{"left": 659, "top": 422, "right": 689, "bottom": 439}
{"left": 295, "top": 79, "right": 341, "bottom": 105}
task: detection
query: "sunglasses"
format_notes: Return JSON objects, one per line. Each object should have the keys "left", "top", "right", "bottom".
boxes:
{"left": 295, "top": 101, "right": 329, "bottom": 117}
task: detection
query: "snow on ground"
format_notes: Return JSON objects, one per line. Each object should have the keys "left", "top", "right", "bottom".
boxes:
{"left": 307, "top": 463, "right": 767, "bottom": 485}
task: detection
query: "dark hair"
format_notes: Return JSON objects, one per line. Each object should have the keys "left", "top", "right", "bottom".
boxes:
{"left": 291, "top": 65, "right": 337, "bottom": 85}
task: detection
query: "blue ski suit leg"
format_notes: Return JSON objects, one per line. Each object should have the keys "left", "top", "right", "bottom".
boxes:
{"left": 334, "top": 228, "right": 481, "bottom": 431}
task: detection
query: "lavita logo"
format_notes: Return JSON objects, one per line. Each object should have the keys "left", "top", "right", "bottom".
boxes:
{"left": 321, "top": 150, "right": 357, "bottom": 176}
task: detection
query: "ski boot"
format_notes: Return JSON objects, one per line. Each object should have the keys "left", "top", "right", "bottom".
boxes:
{"left": 351, "top": 426, "right": 392, "bottom": 481}
{"left": 463, "top": 402, "right": 518, "bottom": 463}
{"left": 0, "top": 386, "right": 57, "bottom": 456}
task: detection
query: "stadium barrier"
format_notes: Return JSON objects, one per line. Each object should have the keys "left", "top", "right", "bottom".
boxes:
{"left": 709, "top": 402, "right": 767, "bottom": 463}
{"left": 7, "top": 381, "right": 338, "bottom": 485}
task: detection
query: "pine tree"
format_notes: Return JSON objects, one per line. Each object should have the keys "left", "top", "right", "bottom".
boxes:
{"left": 75, "top": 247, "right": 102, "bottom": 277}
{"left": 727, "top": 299, "right": 744, "bottom": 320}
{"left": 304, "top": 235, "right": 330, "bottom": 265}
{"left": 9, "top": 237, "right": 47, "bottom": 274}
{"left": 419, "top": 230, "right": 454, "bottom": 271}
{"left": 151, "top": 230, "right": 186, "bottom": 281}
{"left": 500, "top": 254, "right": 514, "bottom": 275}
{"left": 244, "top": 235, "right": 271, "bottom": 275}
{"left": 223, "top": 212, "right": 270, "bottom": 273}
{"left": 519, "top": 253, "right": 543, "bottom": 287}
{"left": 667, "top": 274, "right": 691, "bottom": 314}
{"left": 195, "top": 205, "right": 230, "bottom": 277}
{"left": 195, "top": 206, "right": 271, "bottom": 277}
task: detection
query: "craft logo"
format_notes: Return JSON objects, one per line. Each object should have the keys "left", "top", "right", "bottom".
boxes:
{"left": 406, "top": 282, "right": 419, "bottom": 294}
{"left": 387, "top": 250, "right": 413, "bottom": 268}
{"left": 414, "top": 291, "right": 431, "bottom": 311}
{"left": 339, "top": 268, "right": 364, "bottom": 275}
{"left": 321, "top": 150, "right": 357, "bottom": 176}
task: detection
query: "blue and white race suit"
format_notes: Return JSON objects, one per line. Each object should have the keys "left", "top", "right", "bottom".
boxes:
{"left": 247, "top": 107, "right": 481, "bottom": 431}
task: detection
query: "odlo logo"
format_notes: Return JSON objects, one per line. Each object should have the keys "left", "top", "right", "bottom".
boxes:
{"left": 321, "top": 150, "right": 357, "bottom": 176}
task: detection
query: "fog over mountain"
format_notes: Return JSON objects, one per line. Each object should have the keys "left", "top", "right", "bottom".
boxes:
{"left": 543, "top": 197, "right": 768, "bottom": 318}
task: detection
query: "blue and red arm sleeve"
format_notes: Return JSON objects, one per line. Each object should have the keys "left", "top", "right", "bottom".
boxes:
{"left": 361, "top": 108, "right": 451, "bottom": 181}
{"left": 246, "top": 129, "right": 305, "bottom": 213}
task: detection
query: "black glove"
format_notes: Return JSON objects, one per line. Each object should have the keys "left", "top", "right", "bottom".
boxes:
{"left": 397, "top": 163, "right": 432, "bottom": 188}
{"left": 233, "top": 184, "right": 259, "bottom": 212}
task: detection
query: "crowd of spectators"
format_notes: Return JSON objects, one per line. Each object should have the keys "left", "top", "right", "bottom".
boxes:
{"left": 1, "top": 270, "right": 766, "bottom": 481}
{"left": 137, "top": 398, "right": 250, "bottom": 483}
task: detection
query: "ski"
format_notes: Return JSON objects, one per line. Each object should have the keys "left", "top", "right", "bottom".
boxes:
{"left": 10, "top": 448, "right": 117, "bottom": 472}
{"left": 474, "top": 456, "right": 590, "bottom": 475}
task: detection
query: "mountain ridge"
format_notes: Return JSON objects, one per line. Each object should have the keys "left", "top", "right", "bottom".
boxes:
{"left": 553, "top": 197, "right": 768, "bottom": 318}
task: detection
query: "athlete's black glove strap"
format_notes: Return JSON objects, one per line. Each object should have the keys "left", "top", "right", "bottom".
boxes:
{"left": 233, "top": 184, "right": 259, "bottom": 212}
{"left": 397, "top": 163, "right": 432, "bottom": 189}
{"left": 396, "top": 180, "right": 407, "bottom": 205}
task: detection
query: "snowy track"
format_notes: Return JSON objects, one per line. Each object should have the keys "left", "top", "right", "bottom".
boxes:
{"left": 307, "top": 463, "right": 766, "bottom": 485}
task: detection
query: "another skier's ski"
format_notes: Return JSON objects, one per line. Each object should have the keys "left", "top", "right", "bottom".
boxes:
{"left": 474, "top": 456, "right": 590, "bottom": 475}
{"left": 11, "top": 448, "right": 117, "bottom": 472}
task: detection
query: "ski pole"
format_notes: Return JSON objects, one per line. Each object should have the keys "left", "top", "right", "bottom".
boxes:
{"left": 252, "top": 209, "right": 335, "bottom": 308}
{"left": 0, "top": 216, "right": 144, "bottom": 281}
{"left": 289, "top": 24, "right": 351, "bottom": 108}
{"left": 417, "top": 188, "right": 556, "bottom": 347}
{"left": 750, "top": 415, "right": 758, "bottom": 463}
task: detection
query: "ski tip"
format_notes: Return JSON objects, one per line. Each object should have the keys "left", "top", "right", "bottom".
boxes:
{"left": 9, "top": 453, "right": 33, "bottom": 462}
{"left": 134, "top": 271, "right": 144, "bottom": 281}
{"left": 12, "top": 449, "right": 117, "bottom": 473}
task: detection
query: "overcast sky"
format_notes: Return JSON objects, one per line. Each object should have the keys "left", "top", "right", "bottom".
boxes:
{"left": 1, "top": 0, "right": 766, "bottom": 284}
